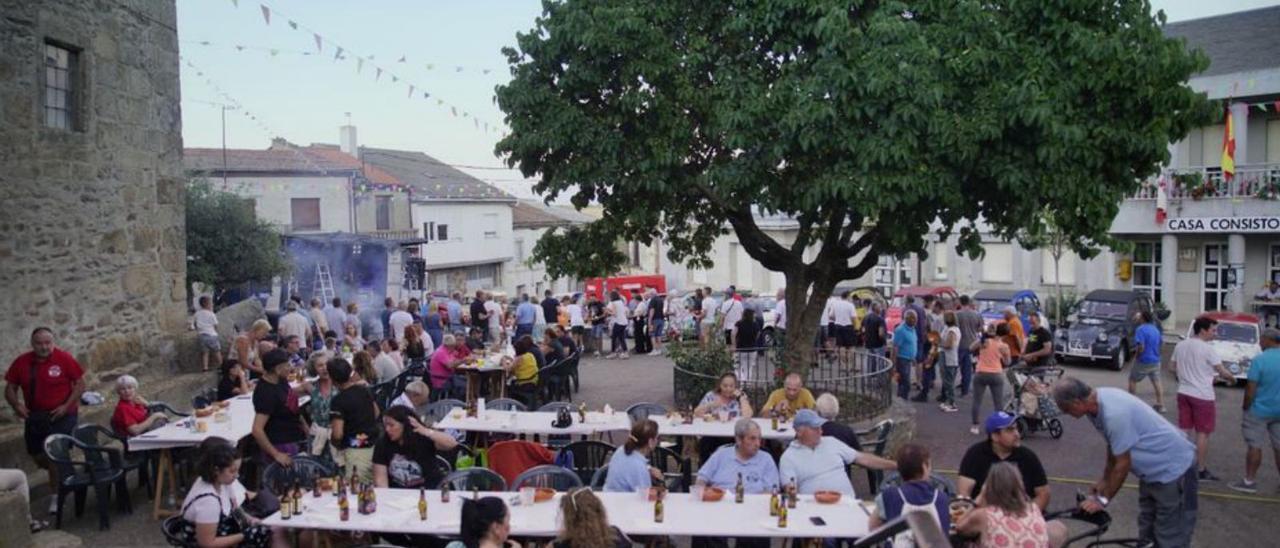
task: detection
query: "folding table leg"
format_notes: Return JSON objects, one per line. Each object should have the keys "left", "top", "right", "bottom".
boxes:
{"left": 151, "top": 449, "right": 171, "bottom": 519}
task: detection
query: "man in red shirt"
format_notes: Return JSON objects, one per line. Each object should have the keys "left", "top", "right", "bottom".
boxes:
{"left": 4, "top": 327, "right": 85, "bottom": 512}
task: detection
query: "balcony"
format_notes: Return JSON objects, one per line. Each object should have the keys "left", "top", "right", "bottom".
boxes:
{"left": 363, "top": 229, "right": 421, "bottom": 241}
{"left": 1129, "top": 164, "right": 1280, "bottom": 201}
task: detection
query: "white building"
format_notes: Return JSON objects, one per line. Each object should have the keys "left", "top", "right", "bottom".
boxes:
{"left": 358, "top": 146, "right": 518, "bottom": 295}
{"left": 508, "top": 200, "right": 593, "bottom": 296}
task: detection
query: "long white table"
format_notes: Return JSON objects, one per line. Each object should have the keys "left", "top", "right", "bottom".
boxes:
{"left": 435, "top": 409, "right": 632, "bottom": 437}
{"left": 263, "top": 489, "right": 869, "bottom": 539}
{"left": 652, "top": 415, "right": 797, "bottom": 441}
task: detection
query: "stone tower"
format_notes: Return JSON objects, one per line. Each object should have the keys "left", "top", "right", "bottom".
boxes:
{"left": 0, "top": 0, "right": 187, "bottom": 415}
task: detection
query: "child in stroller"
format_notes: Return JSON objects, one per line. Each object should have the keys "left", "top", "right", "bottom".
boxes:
{"left": 1004, "top": 365, "right": 1064, "bottom": 439}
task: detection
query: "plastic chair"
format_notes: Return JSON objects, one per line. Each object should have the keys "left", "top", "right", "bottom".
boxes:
{"left": 589, "top": 465, "right": 610, "bottom": 490}
{"left": 44, "top": 433, "right": 129, "bottom": 530}
{"left": 511, "top": 464, "right": 584, "bottom": 491}
{"left": 564, "top": 351, "right": 581, "bottom": 393}
{"left": 625, "top": 402, "right": 668, "bottom": 424}
{"left": 435, "top": 454, "right": 454, "bottom": 474}
{"left": 855, "top": 419, "right": 895, "bottom": 495}
{"left": 147, "top": 401, "right": 191, "bottom": 418}
{"left": 649, "top": 445, "right": 691, "bottom": 492}
{"left": 425, "top": 398, "right": 466, "bottom": 425}
{"left": 559, "top": 440, "right": 616, "bottom": 485}
{"left": 74, "top": 424, "right": 150, "bottom": 496}
{"left": 261, "top": 454, "right": 337, "bottom": 492}
{"left": 537, "top": 401, "right": 574, "bottom": 413}
{"left": 161, "top": 514, "right": 192, "bottom": 547}
{"left": 537, "top": 358, "right": 572, "bottom": 404}
{"left": 371, "top": 381, "right": 400, "bottom": 413}
{"left": 438, "top": 467, "right": 508, "bottom": 491}
{"left": 486, "top": 398, "right": 527, "bottom": 412}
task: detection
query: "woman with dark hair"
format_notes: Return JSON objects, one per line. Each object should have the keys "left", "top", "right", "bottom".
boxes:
{"left": 603, "top": 419, "right": 662, "bottom": 492}
{"left": 404, "top": 324, "right": 429, "bottom": 366}
{"left": 372, "top": 405, "right": 458, "bottom": 489}
{"left": 445, "top": 496, "right": 516, "bottom": 548}
{"left": 693, "top": 372, "right": 754, "bottom": 462}
{"left": 180, "top": 436, "right": 279, "bottom": 548}
{"left": 216, "top": 358, "right": 251, "bottom": 401}
{"left": 555, "top": 488, "right": 630, "bottom": 548}
{"left": 969, "top": 323, "right": 1012, "bottom": 435}
{"left": 351, "top": 351, "right": 376, "bottom": 387}
{"left": 956, "top": 462, "right": 1064, "bottom": 547}
{"left": 503, "top": 335, "right": 540, "bottom": 405}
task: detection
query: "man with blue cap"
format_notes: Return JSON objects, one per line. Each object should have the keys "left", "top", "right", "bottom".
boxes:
{"left": 958, "top": 411, "right": 1050, "bottom": 510}
{"left": 779, "top": 409, "right": 897, "bottom": 496}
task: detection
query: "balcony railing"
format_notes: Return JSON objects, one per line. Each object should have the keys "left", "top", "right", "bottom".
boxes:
{"left": 1129, "top": 164, "right": 1280, "bottom": 201}
{"left": 363, "top": 229, "right": 420, "bottom": 241}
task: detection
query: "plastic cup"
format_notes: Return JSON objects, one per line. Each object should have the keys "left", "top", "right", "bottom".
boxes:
{"left": 717, "top": 409, "right": 729, "bottom": 422}
{"left": 519, "top": 487, "right": 535, "bottom": 505}
{"left": 636, "top": 486, "right": 650, "bottom": 502}
{"left": 690, "top": 485, "right": 705, "bottom": 503}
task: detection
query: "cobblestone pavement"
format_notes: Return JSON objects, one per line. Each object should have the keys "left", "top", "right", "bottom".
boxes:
{"left": 51, "top": 350, "right": 1276, "bottom": 546}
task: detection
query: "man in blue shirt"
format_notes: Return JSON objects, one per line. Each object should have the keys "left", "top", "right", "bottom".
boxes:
{"left": 1127, "top": 310, "right": 1166, "bottom": 413}
{"left": 890, "top": 311, "right": 920, "bottom": 400}
{"left": 694, "top": 418, "right": 778, "bottom": 548}
{"left": 514, "top": 294, "right": 538, "bottom": 340}
{"left": 447, "top": 292, "right": 465, "bottom": 334}
{"left": 1229, "top": 328, "right": 1280, "bottom": 494}
{"left": 1054, "top": 377, "right": 1198, "bottom": 548}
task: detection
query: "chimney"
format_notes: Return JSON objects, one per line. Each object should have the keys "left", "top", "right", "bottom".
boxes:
{"left": 340, "top": 125, "right": 358, "bottom": 156}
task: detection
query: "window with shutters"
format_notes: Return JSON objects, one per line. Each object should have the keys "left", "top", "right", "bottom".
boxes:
{"left": 375, "top": 196, "right": 391, "bottom": 230}
{"left": 290, "top": 198, "right": 321, "bottom": 231}
{"left": 437, "top": 224, "right": 449, "bottom": 241}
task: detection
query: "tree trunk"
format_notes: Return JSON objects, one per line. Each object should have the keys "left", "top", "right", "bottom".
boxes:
{"left": 1053, "top": 254, "right": 1063, "bottom": 328}
{"left": 781, "top": 267, "right": 839, "bottom": 372}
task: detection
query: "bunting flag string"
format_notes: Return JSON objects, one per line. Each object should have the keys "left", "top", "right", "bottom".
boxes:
{"left": 260, "top": 4, "right": 271, "bottom": 25}
{"left": 180, "top": 40, "right": 501, "bottom": 75}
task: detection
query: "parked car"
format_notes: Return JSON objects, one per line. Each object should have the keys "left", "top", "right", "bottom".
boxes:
{"left": 886, "top": 286, "right": 959, "bottom": 332}
{"left": 972, "top": 289, "right": 1049, "bottom": 330}
{"left": 1186, "top": 312, "right": 1262, "bottom": 384}
{"left": 1054, "top": 289, "right": 1163, "bottom": 370}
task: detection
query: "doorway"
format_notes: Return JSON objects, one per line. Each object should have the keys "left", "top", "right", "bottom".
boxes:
{"left": 1203, "top": 243, "right": 1229, "bottom": 311}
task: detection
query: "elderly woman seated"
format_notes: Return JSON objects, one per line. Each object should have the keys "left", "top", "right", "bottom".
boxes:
{"left": 390, "top": 380, "right": 431, "bottom": 414}
{"left": 110, "top": 375, "right": 170, "bottom": 437}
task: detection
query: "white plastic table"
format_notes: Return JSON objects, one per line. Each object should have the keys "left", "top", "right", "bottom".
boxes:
{"left": 652, "top": 415, "right": 797, "bottom": 441}
{"left": 262, "top": 489, "right": 869, "bottom": 539}
{"left": 435, "top": 409, "right": 632, "bottom": 437}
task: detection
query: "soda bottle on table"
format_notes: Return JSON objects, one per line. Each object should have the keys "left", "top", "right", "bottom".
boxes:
{"left": 441, "top": 483, "right": 451, "bottom": 503}
{"left": 338, "top": 490, "right": 349, "bottom": 522}
{"left": 366, "top": 483, "right": 378, "bottom": 513}
{"left": 292, "top": 482, "right": 303, "bottom": 515}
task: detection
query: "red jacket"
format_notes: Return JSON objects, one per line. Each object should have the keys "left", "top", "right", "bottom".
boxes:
{"left": 487, "top": 440, "right": 554, "bottom": 486}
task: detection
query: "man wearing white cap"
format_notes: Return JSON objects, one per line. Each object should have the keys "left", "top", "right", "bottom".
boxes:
{"left": 779, "top": 409, "right": 897, "bottom": 496}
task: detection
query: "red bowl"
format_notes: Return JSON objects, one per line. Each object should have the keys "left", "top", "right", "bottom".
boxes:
{"left": 534, "top": 488, "right": 556, "bottom": 503}
{"left": 814, "top": 491, "right": 841, "bottom": 504}
{"left": 702, "top": 487, "right": 726, "bottom": 502}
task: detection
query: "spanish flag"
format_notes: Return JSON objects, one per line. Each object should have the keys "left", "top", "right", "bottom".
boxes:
{"left": 1221, "top": 106, "right": 1236, "bottom": 181}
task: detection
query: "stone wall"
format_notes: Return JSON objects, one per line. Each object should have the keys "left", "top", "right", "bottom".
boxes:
{"left": 0, "top": 0, "right": 186, "bottom": 422}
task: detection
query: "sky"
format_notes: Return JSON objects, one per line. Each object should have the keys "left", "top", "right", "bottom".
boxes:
{"left": 176, "top": 0, "right": 1280, "bottom": 199}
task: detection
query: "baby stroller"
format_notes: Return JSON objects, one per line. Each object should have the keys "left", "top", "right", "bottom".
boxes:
{"left": 1004, "top": 365, "right": 1064, "bottom": 439}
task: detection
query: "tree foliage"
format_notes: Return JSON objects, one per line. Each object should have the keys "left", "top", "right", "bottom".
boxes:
{"left": 495, "top": 0, "right": 1213, "bottom": 365}
{"left": 185, "top": 179, "right": 291, "bottom": 298}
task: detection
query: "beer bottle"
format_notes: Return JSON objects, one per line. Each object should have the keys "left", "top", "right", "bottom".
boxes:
{"left": 771, "top": 414, "right": 779, "bottom": 431}
{"left": 292, "top": 482, "right": 303, "bottom": 515}
{"left": 334, "top": 474, "right": 344, "bottom": 498}
{"left": 280, "top": 492, "right": 292, "bottom": 520}
{"left": 338, "top": 490, "right": 350, "bottom": 521}
{"left": 418, "top": 487, "right": 428, "bottom": 521}
{"left": 654, "top": 495, "right": 664, "bottom": 523}
{"left": 787, "top": 478, "right": 797, "bottom": 509}
{"left": 777, "top": 501, "right": 788, "bottom": 528}
{"left": 734, "top": 472, "right": 745, "bottom": 504}
{"left": 769, "top": 487, "right": 780, "bottom": 517}
{"left": 366, "top": 483, "right": 378, "bottom": 513}
{"left": 312, "top": 479, "right": 322, "bottom": 498}
{"left": 441, "top": 483, "right": 451, "bottom": 503}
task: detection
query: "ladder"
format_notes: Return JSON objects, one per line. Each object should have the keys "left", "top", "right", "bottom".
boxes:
{"left": 313, "top": 263, "right": 336, "bottom": 303}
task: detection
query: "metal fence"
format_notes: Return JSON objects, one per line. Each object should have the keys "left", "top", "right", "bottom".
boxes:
{"left": 671, "top": 346, "right": 894, "bottom": 423}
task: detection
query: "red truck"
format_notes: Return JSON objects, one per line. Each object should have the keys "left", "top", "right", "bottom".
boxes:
{"left": 584, "top": 274, "right": 667, "bottom": 301}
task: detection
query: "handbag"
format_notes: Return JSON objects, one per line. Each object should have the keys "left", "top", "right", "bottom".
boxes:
{"left": 239, "top": 486, "right": 280, "bottom": 519}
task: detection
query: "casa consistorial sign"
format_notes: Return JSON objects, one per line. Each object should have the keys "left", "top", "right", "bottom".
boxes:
{"left": 1165, "top": 216, "right": 1280, "bottom": 233}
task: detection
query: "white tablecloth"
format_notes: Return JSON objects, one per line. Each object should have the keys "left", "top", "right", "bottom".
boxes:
{"left": 435, "top": 410, "right": 632, "bottom": 436}
{"left": 128, "top": 395, "right": 255, "bottom": 451}
{"left": 652, "top": 415, "right": 796, "bottom": 441}
{"left": 262, "top": 489, "right": 869, "bottom": 539}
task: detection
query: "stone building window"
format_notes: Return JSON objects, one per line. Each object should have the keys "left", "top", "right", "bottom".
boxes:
{"left": 290, "top": 198, "right": 321, "bottom": 231}
{"left": 44, "top": 41, "right": 79, "bottom": 130}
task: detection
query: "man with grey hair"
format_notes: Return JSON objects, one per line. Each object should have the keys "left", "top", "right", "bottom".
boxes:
{"left": 390, "top": 380, "right": 431, "bottom": 415}
{"left": 694, "top": 418, "right": 779, "bottom": 548}
{"left": 1053, "top": 376, "right": 1198, "bottom": 548}
{"left": 780, "top": 409, "right": 896, "bottom": 496}
{"left": 1229, "top": 328, "right": 1280, "bottom": 494}
{"left": 815, "top": 392, "right": 864, "bottom": 451}
{"left": 278, "top": 300, "right": 312, "bottom": 351}
{"left": 890, "top": 310, "right": 920, "bottom": 399}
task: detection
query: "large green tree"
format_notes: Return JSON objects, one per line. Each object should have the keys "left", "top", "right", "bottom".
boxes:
{"left": 496, "top": 0, "right": 1212, "bottom": 367}
{"left": 186, "top": 179, "right": 291, "bottom": 305}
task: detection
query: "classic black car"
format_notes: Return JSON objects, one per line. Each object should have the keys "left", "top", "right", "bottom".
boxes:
{"left": 1054, "top": 289, "right": 1166, "bottom": 370}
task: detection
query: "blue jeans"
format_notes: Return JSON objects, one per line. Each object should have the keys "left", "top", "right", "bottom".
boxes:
{"left": 894, "top": 357, "right": 914, "bottom": 399}
{"left": 515, "top": 323, "right": 533, "bottom": 339}
{"left": 958, "top": 347, "right": 974, "bottom": 395}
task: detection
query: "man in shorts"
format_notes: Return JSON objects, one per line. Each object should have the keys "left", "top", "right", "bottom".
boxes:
{"left": 1171, "top": 316, "right": 1236, "bottom": 481}
{"left": 1128, "top": 310, "right": 1166, "bottom": 413}
{"left": 1229, "top": 328, "right": 1280, "bottom": 493}
{"left": 193, "top": 296, "right": 222, "bottom": 372}
{"left": 5, "top": 328, "right": 85, "bottom": 515}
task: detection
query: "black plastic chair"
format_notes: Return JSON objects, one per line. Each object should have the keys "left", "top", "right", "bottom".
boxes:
{"left": 537, "top": 358, "right": 572, "bottom": 404}
{"left": 511, "top": 464, "right": 584, "bottom": 491}
{"left": 371, "top": 381, "right": 400, "bottom": 413}
{"left": 559, "top": 440, "right": 615, "bottom": 485}
{"left": 486, "top": 398, "right": 527, "bottom": 412}
{"left": 425, "top": 398, "right": 467, "bottom": 425}
{"left": 261, "top": 454, "right": 337, "bottom": 492}
{"left": 589, "top": 465, "right": 610, "bottom": 490}
{"left": 44, "top": 433, "right": 129, "bottom": 530}
{"left": 148, "top": 401, "right": 191, "bottom": 418}
{"left": 435, "top": 454, "right": 454, "bottom": 474}
{"left": 439, "top": 467, "right": 508, "bottom": 491}
{"left": 649, "top": 445, "right": 691, "bottom": 492}
{"left": 625, "top": 402, "right": 669, "bottom": 424}
{"left": 74, "top": 424, "right": 150, "bottom": 496}
{"left": 855, "top": 419, "right": 894, "bottom": 495}
{"left": 564, "top": 352, "right": 581, "bottom": 393}
{"left": 537, "top": 401, "right": 574, "bottom": 413}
